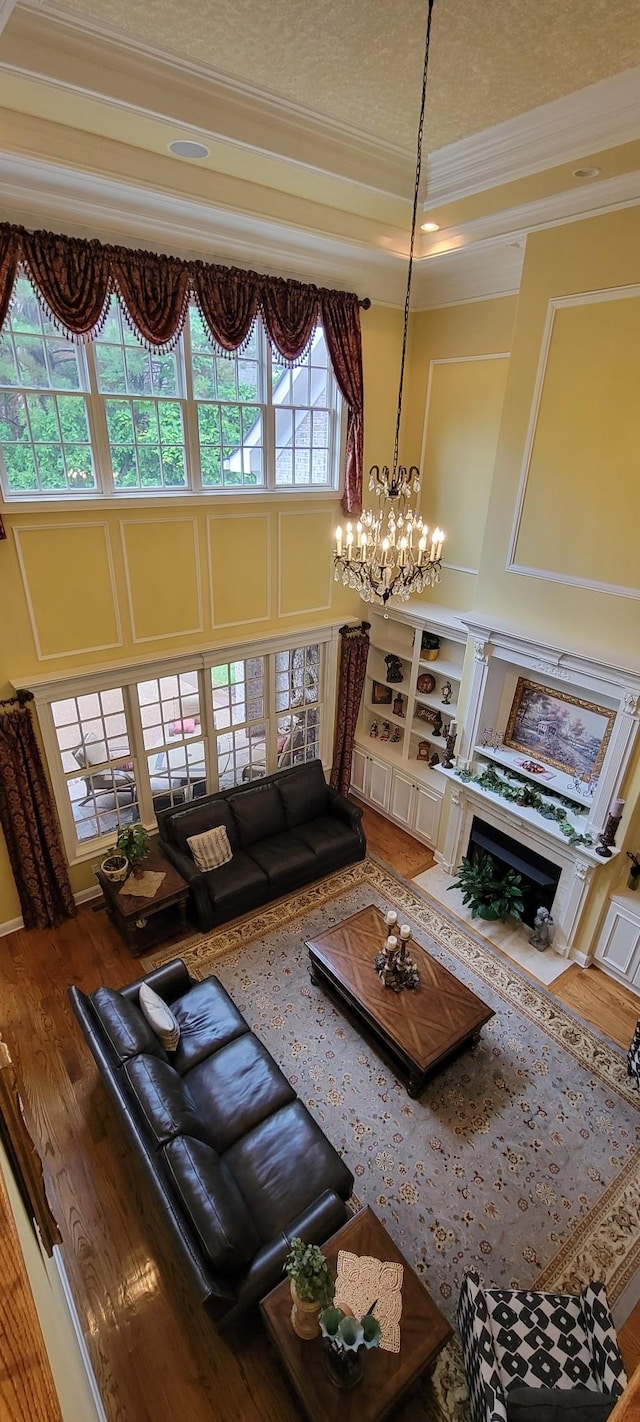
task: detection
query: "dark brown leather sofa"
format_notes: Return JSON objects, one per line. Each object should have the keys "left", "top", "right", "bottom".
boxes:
{"left": 70, "top": 958, "right": 353, "bottom": 1327}
{"left": 156, "top": 759, "right": 366, "bottom": 931}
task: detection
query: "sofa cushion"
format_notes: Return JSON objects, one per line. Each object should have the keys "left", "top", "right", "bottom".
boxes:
{"left": 187, "top": 825, "right": 233, "bottom": 872}
{"left": 223, "top": 1100, "right": 354, "bottom": 1242}
{"left": 278, "top": 762, "right": 329, "bottom": 828}
{"left": 506, "top": 1389, "right": 616, "bottom": 1422}
{"left": 93, "top": 986, "right": 167, "bottom": 1063}
{"left": 170, "top": 977, "right": 249, "bottom": 1074}
{"left": 163, "top": 1135, "right": 258, "bottom": 1274}
{"left": 229, "top": 782, "right": 286, "bottom": 848}
{"left": 169, "top": 797, "right": 238, "bottom": 854}
{"left": 124, "top": 1054, "right": 207, "bottom": 1147}
{"left": 295, "top": 815, "right": 360, "bottom": 859}
{"left": 248, "top": 832, "right": 313, "bottom": 888}
{"left": 201, "top": 850, "right": 268, "bottom": 908}
{"left": 184, "top": 1033, "right": 296, "bottom": 1152}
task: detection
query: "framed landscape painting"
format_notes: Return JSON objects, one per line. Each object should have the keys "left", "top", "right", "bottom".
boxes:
{"left": 504, "top": 679, "right": 615, "bottom": 778}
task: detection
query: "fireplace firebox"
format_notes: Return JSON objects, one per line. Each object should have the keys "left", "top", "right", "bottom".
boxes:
{"left": 467, "top": 817, "right": 562, "bottom": 928}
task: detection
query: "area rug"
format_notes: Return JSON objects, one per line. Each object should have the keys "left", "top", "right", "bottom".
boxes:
{"left": 145, "top": 858, "right": 640, "bottom": 1419}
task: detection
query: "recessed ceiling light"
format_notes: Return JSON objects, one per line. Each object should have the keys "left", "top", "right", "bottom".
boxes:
{"left": 572, "top": 166, "right": 600, "bottom": 179}
{"left": 421, "top": 220, "right": 440, "bottom": 232}
{"left": 169, "top": 140, "right": 210, "bottom": 160}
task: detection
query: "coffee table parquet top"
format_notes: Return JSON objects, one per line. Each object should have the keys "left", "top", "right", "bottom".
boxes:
{"left": 260, "top": 1207, "right": 452, "bottom": 1422}
{"left": 306, "top": 903, "right": 494, "bottom": 1076}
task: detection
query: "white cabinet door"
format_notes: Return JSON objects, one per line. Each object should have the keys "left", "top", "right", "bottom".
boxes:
{"left": 389, "top": 771, "right": 415, "bottom": 828}
{"left": 367, "top": 755, "right": 391, "bottom": 811}
{"left": 413, "top": 783, "right": 442, "bottom": 846}
{"left": 595, "top": 898, "right": 640, "bottom": 988}
{"left": 351, "top": 746, "right": 368, "bottom": 798}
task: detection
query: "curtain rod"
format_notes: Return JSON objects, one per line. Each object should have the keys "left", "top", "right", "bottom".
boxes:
{"left": 0, "top": 690, "right": 34, "bottom": 709}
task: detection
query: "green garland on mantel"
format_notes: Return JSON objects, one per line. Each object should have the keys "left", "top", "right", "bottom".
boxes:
{"left": 454, "top": 763, "right": 594, "bottom": 848}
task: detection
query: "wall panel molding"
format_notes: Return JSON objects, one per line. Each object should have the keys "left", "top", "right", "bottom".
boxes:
{"left": 207, "top": 512, "right": 272, "bottom": 628}
{"left": 13, "top": 520, "right": 123, "bottom": 660}
{"left": 120, "top": 516, "right": 203, "bottom": 642}
{"left": 277, "top": 509, "right": 334, "bottom": 617}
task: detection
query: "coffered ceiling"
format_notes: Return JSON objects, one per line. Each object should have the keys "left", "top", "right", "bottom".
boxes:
{"left": 0, "top": 0, "right": 639, "bottom": 306}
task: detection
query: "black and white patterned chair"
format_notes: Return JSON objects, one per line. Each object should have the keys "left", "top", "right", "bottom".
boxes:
{"left": 627, "top": 1019, "right": 640, "bottom": 1089}
{"left": 457, "top": 1271, "right": 627, "bottom": 1422}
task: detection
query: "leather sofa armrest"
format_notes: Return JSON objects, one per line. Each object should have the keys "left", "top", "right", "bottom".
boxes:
{"left": 159, "top": 841, "right": 202, "bottom": 885}
{"left": 119, "top": 958, "right": 193, "bottom": 1007}
{"left": 326, "top": 787, "right": 363, "bottom": 832}
{"left": 221, "top": 1189, "right": 348, "bottom": 1326}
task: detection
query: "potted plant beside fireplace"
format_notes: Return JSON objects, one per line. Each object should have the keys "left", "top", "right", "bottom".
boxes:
{"left": 449, "top": 853, "right": 524, "bottom": 922}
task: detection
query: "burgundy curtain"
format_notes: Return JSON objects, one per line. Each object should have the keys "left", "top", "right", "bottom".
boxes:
{"left": 0, "top": 707, "right": 76, "bottom": 930}
{"left": 330, "top": 622, "right": 370, "bottom": 795}
{"left": 0, "top": 222, "right": 365, "bottom": 507}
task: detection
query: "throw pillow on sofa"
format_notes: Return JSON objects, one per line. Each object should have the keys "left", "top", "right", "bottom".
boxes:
{"left": 138, "top": 983, "right": 181, "bottom": 1051}
{"left": 187, "top": 825, "right": 233, "bottom": 871}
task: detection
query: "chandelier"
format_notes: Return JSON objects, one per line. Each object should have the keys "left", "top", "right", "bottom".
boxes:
{"left": 333, "top": 0, "right": 444, "bottom": 607}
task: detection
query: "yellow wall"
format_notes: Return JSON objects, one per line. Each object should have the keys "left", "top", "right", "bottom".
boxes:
{"left": 0, "top": 304, "right": 403, "bottom": 924}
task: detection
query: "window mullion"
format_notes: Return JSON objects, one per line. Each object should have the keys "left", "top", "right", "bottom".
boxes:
{"left": 181, "top": 314, "right": 201, "bottom": 491}
{"left": 264, "top": 327, "right": 275, "bottom": 491}
{"left": 84, "top": 342, "right": 113, "bottom": 494}
{"left": 124, "top": 684, "right": 155, "bottom": 828}
{"left": 200, "top": 666, "right": 220, "bottom": 793}
{"left": 265, "top": 653, "right": 278, "bottom": 774}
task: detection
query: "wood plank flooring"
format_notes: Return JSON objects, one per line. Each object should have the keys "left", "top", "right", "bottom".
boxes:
{"left": 0, "top": 818, "right": 638, "bottom": 1419}
{"left": 0, "top": 1159, "right": 62, "bottom": 1422}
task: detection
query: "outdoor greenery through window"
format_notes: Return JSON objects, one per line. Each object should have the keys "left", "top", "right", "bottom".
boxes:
{"left": 42, "top": 640, "right": 326, "bottom": 855}
{"left": 0, "top": 278, "right": 343, "bottom": 497}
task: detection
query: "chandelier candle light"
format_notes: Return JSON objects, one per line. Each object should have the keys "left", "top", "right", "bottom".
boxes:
{"left": 333, "top": 0, "right": 445, "bottom": 607}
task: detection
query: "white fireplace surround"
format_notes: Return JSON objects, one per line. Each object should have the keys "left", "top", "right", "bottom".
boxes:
{"left": 437, "top": 613, "right": 640, "bottom": 961}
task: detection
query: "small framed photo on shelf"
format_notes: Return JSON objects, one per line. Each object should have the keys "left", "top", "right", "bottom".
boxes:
{"left": 372, "top": 680, "right": 393, "bottom": 705}
{"left": 504, "top": 678, "right": 615, "bottom": 779}
{"left": 415, "top": 703, "right": 437, "bottom": 725}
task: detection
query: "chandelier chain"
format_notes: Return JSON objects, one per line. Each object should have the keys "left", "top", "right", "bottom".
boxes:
{"left": 392, "top": 0, "right": 435, "bottom": 477}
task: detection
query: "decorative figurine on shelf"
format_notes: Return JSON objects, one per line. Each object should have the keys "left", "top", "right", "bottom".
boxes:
{"left": 442, "top": 721, "right": 458, "bottom": 769}
{"left": 379, "top": 720, "right": 391, "bottom": 741}
{"left": 421, "top": 632, "right": 440, "bottom": 661}
{"left": 480, "top": 726, "right": 502, "bottom": 750}
{"left": 432, "top": 710, "right": 444, "bottom": 738}
{"left": 369, "top": 721, "right": 379, "bottom": 738}
{"left": 392, "top": 693, "right": 405, "bottom": 718}
{"left": 429, "top": 752, "right": 440, "bottom": 767}
{"left": 417, "top": 672, "right": 436, "bottom": 695}
{"left": 441, "top": 681, "right": 453, "bottom": 705}
{"left": 530, "top": 906, "right": 554, "bottom": 951}
{"left": 627, "top": 852, "right": 640, "bottom": 891}
{"left": 385, "top": 654, "right": 404, "bottom": 683}
{"left": 416, "top": 703, "right": 437, "bottom": 725}
{"left": 595, "top": 798, "right": 625, "bottom": 858}
{"left": 390, "top": 725, "right": 401, "bottom": 743}
{"left": 417, "top": 740, "right": 431, "bottom": 760}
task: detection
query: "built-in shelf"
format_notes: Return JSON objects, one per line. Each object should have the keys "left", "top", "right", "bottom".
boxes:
{"left": 358, "top": 735, "right": 406, "bottom": 768}
{"left": 365, "top": 702, "right": 407, "bottom": 730}
{"left": 415, "top": 691, "right": 458, "bottom": 716}
{"left": 473, "top": 744, "right": 594, "bottom": 808}
{"left": 418, "top": 657, "right": 461, "bottom": 680}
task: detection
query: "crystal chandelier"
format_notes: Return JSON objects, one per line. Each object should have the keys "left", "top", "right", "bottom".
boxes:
{"left": 333, "top": 0, "right": 445, "bottom": 607}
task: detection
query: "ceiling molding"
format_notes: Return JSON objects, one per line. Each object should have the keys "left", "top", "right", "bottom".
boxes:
{"left": 425, "top": 65, "right": 640, "bottom": 208}
{"left": 6, "top": 2, "right": 414, "bottom": 198}
{"left": 412, "top": 244, "right": 524, "bottom": 311}
{"left": 0, "top": 0, "right": 20, "bottom": 35}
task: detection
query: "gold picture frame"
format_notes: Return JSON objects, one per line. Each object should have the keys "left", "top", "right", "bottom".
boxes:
{"left": 504, "top": 678, "right": 615, "bottom": 779}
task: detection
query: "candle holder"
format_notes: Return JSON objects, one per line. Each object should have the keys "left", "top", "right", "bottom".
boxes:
{"left": 442, "top": 729, "right": 457, "bottom": 769}
{"left": 374, "top": 922, "right": 420, "bottom": 992}
{"left": 595, "top": 812, "right": 622, "bottom": 858}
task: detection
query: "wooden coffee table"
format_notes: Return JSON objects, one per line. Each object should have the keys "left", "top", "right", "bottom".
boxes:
{"left": 261, "top": 1207, "right": 452, "bottom": 1422}
{"left": 306, "top": 903, "right": 494, "bottom": 1096}
{"left": 95, "top": 843, "right": 190, "bottom": 956}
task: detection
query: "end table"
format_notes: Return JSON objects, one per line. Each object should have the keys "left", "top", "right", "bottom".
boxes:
{"left": 95, "top": 843, "right": 190, "bottom": 956}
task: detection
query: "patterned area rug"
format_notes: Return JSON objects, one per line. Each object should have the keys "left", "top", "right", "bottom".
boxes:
{"left": 145, "top": 859, "right": 640, "bottom": 1420}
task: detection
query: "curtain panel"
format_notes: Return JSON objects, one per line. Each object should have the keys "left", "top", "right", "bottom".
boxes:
{"left": 330, "top": 621, "right": 370, "bottom": 795}
{"left": 0, "top": 222, "right": 364, "bottom": 513}
{"left": 0, "top": 706, "right": 76, "bottom": 930}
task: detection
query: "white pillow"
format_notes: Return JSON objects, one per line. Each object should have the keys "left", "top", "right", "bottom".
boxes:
{"left": 187, "top": 824, "right": 233, "bottom": 871}
{"left": 138, "top": 983, "right": 180, "bottom": 1052}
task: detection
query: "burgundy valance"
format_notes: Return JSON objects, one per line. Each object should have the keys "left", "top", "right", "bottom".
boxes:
{"left": 0, "top": 222, "right": 364, "bottom": 514}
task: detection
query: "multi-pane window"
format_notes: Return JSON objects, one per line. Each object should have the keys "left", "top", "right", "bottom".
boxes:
{"left": 42, "top": 638, "right": 327, "bottom": 855}
{"left": 51, "top": 688, "right": 139, "bottom": 843}
{"left": 0, "top": 277, "right": 95, "bottom": 494}
{"left": 137, "top": 672, "right": 206, "bottom": 813}
{"left": 0, "top": 281, "right": 342, "bottom": 497}
{"left": 211, "top": 657, "right": 266, "bottom": 788}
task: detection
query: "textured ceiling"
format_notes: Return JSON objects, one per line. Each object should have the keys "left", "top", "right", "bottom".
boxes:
{"left": 44, "top": 0, "right": 640, "bottom": 150}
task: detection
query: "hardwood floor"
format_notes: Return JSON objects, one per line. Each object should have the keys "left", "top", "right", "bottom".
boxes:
{"left": 552, "top": 963, "right": 640, "bottom": 1051}
{"left": 0, "top": 822, "right": 638, "bottom": 1419}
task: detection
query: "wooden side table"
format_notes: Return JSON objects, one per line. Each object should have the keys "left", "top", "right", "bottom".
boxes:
{"left": 95, "top": 844, "right": 190, "bottom": 956}
{"left": 260, "top": 1207, "right": 452, "bottom": 1422}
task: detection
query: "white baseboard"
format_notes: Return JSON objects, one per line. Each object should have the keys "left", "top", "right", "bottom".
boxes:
{"left": 0, "top": 884, "right": 102, "bottom": 939}
{"left": 53, "top": 1248, "right": 109, "bottom": 1422}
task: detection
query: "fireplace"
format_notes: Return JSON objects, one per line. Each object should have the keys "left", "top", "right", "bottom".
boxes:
{"left": 467, "top": 816, "right": 562, "bottom": 929}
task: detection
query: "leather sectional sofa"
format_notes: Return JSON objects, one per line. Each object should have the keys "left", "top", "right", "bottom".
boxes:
{"left": 157, "top": 759, "right": 366, "bottom": 931}
{"left": 70, "top": 957, "right": 354, "bottom": 1327}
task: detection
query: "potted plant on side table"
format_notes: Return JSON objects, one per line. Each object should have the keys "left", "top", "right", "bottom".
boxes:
{"left": 284, "top": 1237, "right": 334, "bottom": 1339}
{"left": 449, "top": 853, "right": 524, "bottom": 922}
{"left": 319, "top": 1304, "right": 381, "bottom": 1388}
{"left": 115, "top": 825, "right": 150, "bottom": 881}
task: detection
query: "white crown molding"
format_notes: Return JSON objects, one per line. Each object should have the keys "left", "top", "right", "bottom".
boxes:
{"left": 0, "top": 0, "right": 20, "bottom": 37}
{"left": 5, "top": 2, "right": 414, "bottom": 198}
{"left": 412, "top": 243, "right": 524, "bottom": 310}
{"left": 425, "top": 65, "right": 640, "bottom": 208}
